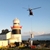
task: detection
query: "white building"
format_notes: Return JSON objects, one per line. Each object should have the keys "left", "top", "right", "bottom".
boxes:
{"left": 0, "top": 18, "right": 22, "bottom": 47}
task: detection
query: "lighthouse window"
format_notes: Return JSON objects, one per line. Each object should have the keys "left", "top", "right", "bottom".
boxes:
{"left": 19, "top": 30, "right": 21, "bottom": 34}
{"left": 14, "top": 23, "right": 17, "bottom": 24}
{"left": 12, "top": 29, "right": 16, "bottom": 34}
{"left": 18, "top": 23, "right": 19, "bottom": 24}
{"left": 12, "top": 29, "right": 21, "bottom": 34}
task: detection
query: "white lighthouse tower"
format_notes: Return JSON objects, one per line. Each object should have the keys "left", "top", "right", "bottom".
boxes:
{"left": 9, "top": 18, "right": 22, "bottom": 46}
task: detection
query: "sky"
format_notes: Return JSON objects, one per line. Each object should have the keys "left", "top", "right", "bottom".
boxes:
{"left": 0, "top": 0, "right": 50, "bottom": 35}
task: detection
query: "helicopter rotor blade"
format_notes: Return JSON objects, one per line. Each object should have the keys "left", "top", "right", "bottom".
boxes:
{"left": 23, "top": 7, "right": 27, "bottom": 9}
{"left": 23, "top": 7, "right": 29, "bottom": 11}
{"left": 32, "top": 7, "right": 41, "bottom": 10}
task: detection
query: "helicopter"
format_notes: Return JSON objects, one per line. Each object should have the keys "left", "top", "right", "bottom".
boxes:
{"left": 23, "top": 7, "right": 41, "bottom": 16}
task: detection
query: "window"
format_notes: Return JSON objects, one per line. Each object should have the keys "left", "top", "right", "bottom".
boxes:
{"left": 12, "top": 29, "right": 21, "bottom": 34}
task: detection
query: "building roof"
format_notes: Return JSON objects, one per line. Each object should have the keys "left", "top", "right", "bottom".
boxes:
{"left": 0, "top": 31, "right": 10, "bottom": 35}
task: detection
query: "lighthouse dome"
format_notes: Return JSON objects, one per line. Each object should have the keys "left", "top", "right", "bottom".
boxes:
{"left": 13, "top": 18, "right": 20, "bottom": 26}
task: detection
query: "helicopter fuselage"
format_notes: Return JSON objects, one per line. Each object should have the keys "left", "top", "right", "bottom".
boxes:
{"left": 29, "top": 9, "right": 33, "bottom": 15}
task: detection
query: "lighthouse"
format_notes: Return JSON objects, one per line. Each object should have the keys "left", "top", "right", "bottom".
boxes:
{"left": 9, "top": 18, "right": 22, "bottom": 46}
{"left": 11, "top": 18, "right": 22, "bottom": 34}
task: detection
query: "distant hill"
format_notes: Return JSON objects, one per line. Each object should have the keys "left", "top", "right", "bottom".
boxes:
{"left": 39, "top": 33, "right": 50, "bottom": 36}
{"left": 22, "top": 33, "right": 50, "bottom": 40}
